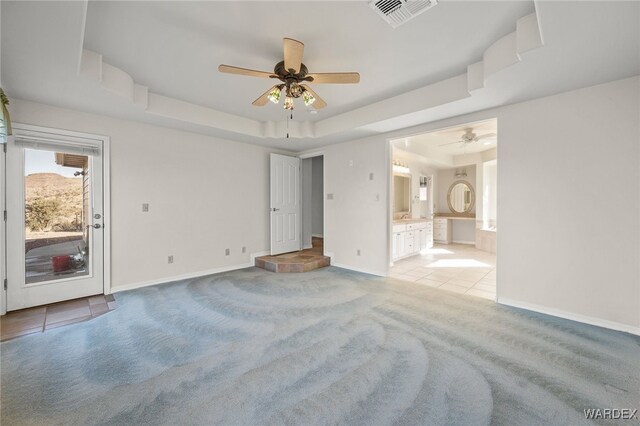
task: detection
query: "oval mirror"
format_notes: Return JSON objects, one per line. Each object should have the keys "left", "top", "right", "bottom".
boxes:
{"left": 447, "top": 180, "right": 475, "bottom": 214}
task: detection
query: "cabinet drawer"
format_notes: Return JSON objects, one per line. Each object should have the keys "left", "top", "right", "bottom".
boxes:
{"left": 413, "top": 222, "right": 427, "bottom": 230}
{"left": 392, "top": 224, "right": 407, "bottom": 233}
{"left": 434, "top": 229, "right": 446, "bottom": 240}
{"left": 434, "top": 222, "right": 447, "bottom": 230}
{"left": 434, "top": 218, "right": 448, "bottom": 224}
{"left": 405, "top": 231, "right": 414, "bottom": 238}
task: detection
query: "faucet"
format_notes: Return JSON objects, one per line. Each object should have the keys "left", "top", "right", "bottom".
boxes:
{"left": 401, "top": 213, "right": 409, "bottom": 219}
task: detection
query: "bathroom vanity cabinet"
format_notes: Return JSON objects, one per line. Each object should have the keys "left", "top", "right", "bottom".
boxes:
{"left": 433, "top": 217, "right": 452, "bottom": 244}
{"left": 392, "top": 220, "right": 433, "bottom": 261}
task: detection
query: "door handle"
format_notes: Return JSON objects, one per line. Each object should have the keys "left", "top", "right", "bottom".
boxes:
{"left": 87, "top": 224, "right": 102, "bottom": 229}
{"left": 271, "top": 208, "right": 280, "bottom": 212}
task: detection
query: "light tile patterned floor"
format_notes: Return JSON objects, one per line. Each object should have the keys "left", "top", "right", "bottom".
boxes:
{"left": 390, "top": 244, "right": 496, "bottom": 300}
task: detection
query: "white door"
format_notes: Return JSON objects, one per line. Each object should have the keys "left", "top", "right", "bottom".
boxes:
{"left": 270, "top": 153, "right": 300, "bottom": 255}
{"left": 6, "top": 129, "right": 104, "bottom": 311}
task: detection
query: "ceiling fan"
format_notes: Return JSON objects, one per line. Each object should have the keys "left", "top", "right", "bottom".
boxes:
{"left": 439, "top": 128, "right": 497, "bottom": 148}
{"left": 218, "top": 38, "right": 360, "bottom": 111}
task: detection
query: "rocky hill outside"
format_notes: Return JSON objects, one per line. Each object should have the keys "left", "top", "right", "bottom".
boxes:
{"left": 25, "top": 173, "right": 83, "bottom": 235}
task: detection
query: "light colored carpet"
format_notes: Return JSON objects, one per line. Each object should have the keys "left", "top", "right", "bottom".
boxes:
{"left": 1, "top": 267, "right": 638, "bottom": 425}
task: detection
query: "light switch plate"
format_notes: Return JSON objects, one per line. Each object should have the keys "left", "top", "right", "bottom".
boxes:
{"left": 142, "top": 203, "right": 149, "bottom": 212}
{"left": 327, "top": 193, "right": 334, "bottom": 200}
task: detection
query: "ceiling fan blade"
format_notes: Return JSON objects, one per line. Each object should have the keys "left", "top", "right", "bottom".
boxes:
{"left": 301, "top": 85, "right": 327, "bottom": 109}
{"left": 283, "top": 38, "right": 304, "bottom": 74}
{"left": 476, "top": 132, "right": 497, "bottom": 140}
{"left": 218, "top": 64, "right": 275, "bottom": 78}
{"left": 306, "top": 72, "right": 360, "bottom": 84}
{"left": 252, "top": 85, "right": 279, "bottom": 107}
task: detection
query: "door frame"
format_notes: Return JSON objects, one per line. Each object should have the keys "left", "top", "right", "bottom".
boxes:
{"left": 0, "top": 123, "right": 111, "bottom": 315}
{"left": 298, "top": 151, "right": 325, "bottom": 256}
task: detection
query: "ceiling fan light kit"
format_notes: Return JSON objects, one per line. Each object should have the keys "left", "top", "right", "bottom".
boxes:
{"left": 218, "top": 38, "right": 360, "bottom": 112}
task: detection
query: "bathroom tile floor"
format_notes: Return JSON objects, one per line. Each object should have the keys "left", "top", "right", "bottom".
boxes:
{"left": 390, "top": 244, "right": 496, "bottom": 300}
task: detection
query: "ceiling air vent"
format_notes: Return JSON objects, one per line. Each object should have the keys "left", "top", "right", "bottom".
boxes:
{"left": 369, "top": 0, "right": 438, "bottom": 28}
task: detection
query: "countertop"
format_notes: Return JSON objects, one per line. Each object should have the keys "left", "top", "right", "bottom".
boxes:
{"left": 392, "top": 218, "right": 432, "bottom": 224}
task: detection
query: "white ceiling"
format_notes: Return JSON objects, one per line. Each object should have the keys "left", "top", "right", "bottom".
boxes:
{"left": 1, "top": 1, "right": 639, "bottom": 151}
{"left": 393, "top": 118, "right": 497, "bottom": 157}
{"left": 392, "top": 118, "right": 497, "bottom": 168}
{"left": 82, "top": 1, "right": 534, "bottom": 123}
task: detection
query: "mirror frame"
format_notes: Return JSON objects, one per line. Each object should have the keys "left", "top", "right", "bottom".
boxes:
{"left": 447, "top": 180, "right": 475, "bottom": 214}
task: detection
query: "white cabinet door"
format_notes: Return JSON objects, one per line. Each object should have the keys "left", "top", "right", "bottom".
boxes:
{"left": 398, "top": 232, "right": 406, "bottom": 258}
{"left": 404, "top": 235, "right": 414, "bottom": 255}
{"left": 392, "top": 233, "right": 400, "bottom": 259}
{"left": 419, "top": 229, "right": 427, "bottom": 251}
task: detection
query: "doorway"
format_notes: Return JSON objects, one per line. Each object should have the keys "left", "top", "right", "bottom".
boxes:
{"left": 4, "top": 125, "right": 109, "bottom": 311}
{"left": 301, "top": 155, "right": 323, "bottom": 253}
{"left": 388, "top": 118, "right": 498, "bottom": 300}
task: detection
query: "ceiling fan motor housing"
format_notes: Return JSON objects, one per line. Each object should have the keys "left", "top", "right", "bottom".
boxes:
{"left": 273, "top": 61, "right": 312, "bottom": 98}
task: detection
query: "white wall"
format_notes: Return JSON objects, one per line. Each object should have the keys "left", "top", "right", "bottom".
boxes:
{"left": 311, "top": 156, "right": 323, "bottom": 237}
{"left": 497, "top": 76, "right": 639, "bottom": 332}
{"left": 6, "top": 76, "right": 639, "bottom": 334}
{"left": 323, "top": 138, "right": 389, "bottom": 276}
{"left": 8, "top": 99, "right": 286, "bottom": 292}
{"left": 324, "top": 75, "right": 639, "bottom": 333}
{"left": 301, "top": 157, "right": 313, "bottom": 249}
{"left": 482, "top": 160, "right": 497, "bottom": 229}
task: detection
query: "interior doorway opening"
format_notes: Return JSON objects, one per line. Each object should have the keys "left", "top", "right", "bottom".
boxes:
{"left": 257, "top": 153, "right": 328, "bottom": 273}
{"left": 301, "top": 155, "right": 323, "bottom": 251}
{"left": 388, "top": 118, "right": 498, "bottom": 300}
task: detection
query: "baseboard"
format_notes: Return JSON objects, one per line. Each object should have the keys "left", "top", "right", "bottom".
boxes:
{"left": 250, "top": 251, "right": 270, "bottom": 262}
{"left": 312, "top": 234, "right": 324, "bottom": 238}
{"left": 302, "top": 244, "right": 313, "bottom": 250}
{"left": 112, "top": 251, "right": 269, "bottom": 294}
{"left": 453, "top": 240, "right": 475, "bottom": 245}
{"left": 330, "top": 262, "right": 387, "bottom": 277}
{"left": 498, "top": 297, "right": 640, "bottom": 336}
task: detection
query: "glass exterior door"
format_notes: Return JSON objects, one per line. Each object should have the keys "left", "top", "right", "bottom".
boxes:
{"left": 6, "top": 131, "right": 104, "bottom": 311}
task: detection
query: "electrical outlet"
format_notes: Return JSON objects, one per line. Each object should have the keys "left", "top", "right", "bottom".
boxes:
{"left": 327, "top": 193, "right": 334, "bottom": 200}
{"left": 168, "top": 255, "right": 174, "bottom": 264}
{"left": 357, "top": 249, "right": 361, "bottom": 256}
{"left": 242, "top": 246, "right": 246, "bottom": 254}
{"left": 349, "top": 160, "right": 354, "bottom": 166}
{"left": 225, "top": 248, "right": 230, "bottom": 256}
{"left": 142, "top": 203, "right": 149, "bottom": 212}
{"left": 369, "top": 173, "right": 374, "bottom": 180}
